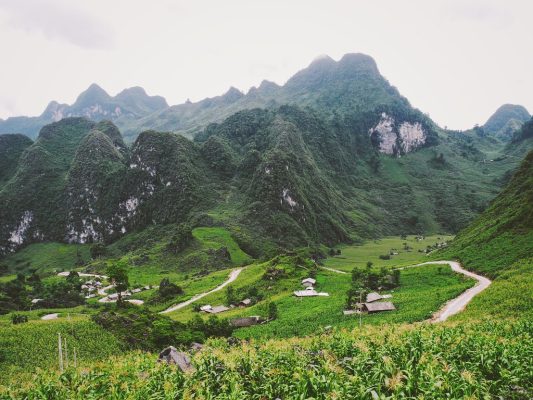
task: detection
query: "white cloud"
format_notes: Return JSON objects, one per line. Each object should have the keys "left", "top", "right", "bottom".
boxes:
{"left": 0, "top": 0, "right": 114, "bottom": 49}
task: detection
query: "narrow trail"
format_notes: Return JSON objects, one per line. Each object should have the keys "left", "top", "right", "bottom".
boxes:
{"left": 319, "top": 266, "right": 348, "bottom": 274}
{"left": 57, "top": 272, "right": 108, "bottom": 279}
{"left": 322, "top": 260, "right": 491, "bottom": 322}
{"left": 411, "top": 261, "right": 491, "bottom": 322}
{"left": 41, "top": 313, "right": 58, "bottom": 320}
{"left": 160, "top": 268, "right": 243, "bottom": 314}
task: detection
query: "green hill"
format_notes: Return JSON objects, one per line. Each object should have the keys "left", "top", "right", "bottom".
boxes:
{"left": 483, "top": 104, "right": 530, "bottom": 139}
{"left": 440, "top": 150, "right": 533, "bottom": 278}
{"left": 438, "top": 149, "right": 533, "bottom": 320}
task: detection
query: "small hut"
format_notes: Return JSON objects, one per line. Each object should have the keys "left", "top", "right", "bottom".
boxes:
{"left": 301, "top": 278, "right": 317, "bottom": 288}
{"left": 238, "top": 298, "right": 252, "bottom": 307}
{"left": 362, "top": 302, "right": 396, "bottom": 313}
{"left": 366, "top": 292, "right": 383, "bottom": 303}
{"left": 205, "top": 305, "right": 230, "bottom": 314}
{"left": 230, "top": 316, "right": 264, "bottom": 327}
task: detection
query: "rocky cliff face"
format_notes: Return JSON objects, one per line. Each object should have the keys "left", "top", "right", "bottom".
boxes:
{"left": 369, "top": 113, "right": 427, "bottom": 155}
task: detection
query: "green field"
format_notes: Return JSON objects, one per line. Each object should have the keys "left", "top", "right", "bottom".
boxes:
{"left": 0, "top": 317, "right": 121, "bottom": 384}
{"left": 192, "top": 227, "right": 252, "bottom": 266}
{"left": 0, "top": 243, "right": 90, "bottom": 276}
{"left": 165, "top": 259, "right": 474, "bottom": 339}
{"left": 324, "top": 234, "right": 453, "bottom": 272}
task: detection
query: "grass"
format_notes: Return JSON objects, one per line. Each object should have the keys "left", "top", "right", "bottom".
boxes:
{"left": 233, "top": 264, "right": 474, "bottom": 340}
{"left": 192, "top": 227, "right": 252, "bottom": 266}
{"left": 167, "top": 263, "right": 266, "bottom": 322}
{"left": 324, "top": 234, "right": 453, "bottom": 272}
{"left": 166, "top": 257, "right": 474, "bottom": 339}
{"left": 0, "top": 243, "right": 90, "bottom": 276}
{"left": 451, "top": 257, "right": 533, "bottom": 322}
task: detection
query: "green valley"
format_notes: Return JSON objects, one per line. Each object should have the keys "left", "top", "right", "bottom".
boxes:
{"left": 0, "top": 49, "right": 532, "bottom": 399}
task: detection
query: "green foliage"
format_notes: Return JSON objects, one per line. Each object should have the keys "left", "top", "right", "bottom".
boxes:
{"left": 106, "top": 261, "right": 129, "bottom": 302}
{"left": 346, "top": 266, "right": 400, "bottom": 308}
{"left": 439, "top": 150, "right": 533, "bottom": 278}
{"left": 0, "top": 318, "right": 121, "bottom": 383}
{"left": 267, "top": 302, "right": 278, "bottom": 320}
{"left": 0, "top": 243, "right": 90, "bottom": 276}
{"left": 92, "top": 305, "right": 233, "bottom": 352}
{"left": 152, "top": 278, "right": 183, "bottom": 302}
{"left": 166, "top": 223, "right": 193, "bottom": 254}
{"left": 2, "top": 320, "right": 530, "bottom": 399}
{"left": 484, "top": 104, "right": 530, "bottom": 137}
{"left": 9, "top": 313, "right": 27, "bottom": 325}
{"left": 0, "top": 134, "right": 33, "bottom": 186}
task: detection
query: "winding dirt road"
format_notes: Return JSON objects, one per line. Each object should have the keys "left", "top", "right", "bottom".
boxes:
{"left": 411, "top": 261, "right": 492, "bottom": 322}
{"left": 160, "top": 268, "right": 243, "bottom": 314}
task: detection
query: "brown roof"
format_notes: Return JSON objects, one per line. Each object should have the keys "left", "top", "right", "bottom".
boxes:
{"left": 205, "top": 305, "right": 230, "bottom": 314}
{"left": 230, "top": 316, "right": 264, "bottom": 327}
{"left": 366, "top": 292, "right": 383, "bottom": 303}
{"left": 364, "top": 302, "right": 396, "bottom": 312}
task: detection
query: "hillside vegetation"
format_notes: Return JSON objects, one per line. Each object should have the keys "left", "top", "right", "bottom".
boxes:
{"left": 437, "top": 150, "right": 533, "bottom": 321}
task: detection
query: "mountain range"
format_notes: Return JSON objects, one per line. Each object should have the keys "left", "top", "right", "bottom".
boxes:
{"left": 0, "top": 53, "right": 532, "bottom": 256}
{"left": 4, "top": 53, "right": 529, "bottom": 144}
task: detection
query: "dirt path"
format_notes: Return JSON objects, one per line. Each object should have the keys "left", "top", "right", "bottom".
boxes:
{"left": 57, "top": 272, "right": 108, "bottom": 279}
{"left": 41, "top": 313, "right": 59, "bottom": 320}
{"left": 319, "top": 266, "right": 348, "bottom": 275}
{"left": 160, "top": 268, "right": 243, "bottom": 314}
{"left": 404, "top": 261, "right": 491, "bottom": 322}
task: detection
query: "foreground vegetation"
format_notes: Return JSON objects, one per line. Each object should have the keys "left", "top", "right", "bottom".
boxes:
{"left": 0, "top": 318, "right": 121, "bottom": 384}
{"left": 1, "top": 319, "right": 530, "bottom": 399}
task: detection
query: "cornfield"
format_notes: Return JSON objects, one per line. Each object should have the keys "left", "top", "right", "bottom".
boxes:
{"left": 1, "top": 319, "right": 531, "bottom": 399}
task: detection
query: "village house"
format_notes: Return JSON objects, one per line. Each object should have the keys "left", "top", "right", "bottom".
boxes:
{"left": 201, "top": 304, "right": 230, "bottom": 314}
{"left": 230, "top": 316, "right": 264, "bottom": 327}
{"left": 238, "top": 298, "right": 252, "bottom": 307}
{"left": 301, "top": 278, "right": 316, "bottom": 288}
{"left": 366, "top": 292, "right": 383, "bottom": 303}
{"left": 361, "top": 302, "right": 396, "bottom": 313}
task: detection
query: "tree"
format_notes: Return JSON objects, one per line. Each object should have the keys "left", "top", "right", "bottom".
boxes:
{"left": 158, "top": 278, "right": 183, "bottom": 299}
{"left": 107, "top": 261, "right": 129, "bottom": 304}
{"left": 268, "top": 302, "right": 278, "bottom": 320}
{"left": 10, "top": 313, "right": 28, "bottom": 324}
{"left": 90, "top": 243, "right": 107, "bottom": 259}
{"left": 225, "top": 286, "right": 236, "bottom": 306}
{"left": 66, "top": 271, "right": 80, "bottom": 286}
{"left": 167, "top": 223, "right": 193, "bottom": 254}
{"left": 366, "top": 261, "right": 373, "bottom": 269}
{"left": 392, "top": 269, "right": 401, "bottom": 286}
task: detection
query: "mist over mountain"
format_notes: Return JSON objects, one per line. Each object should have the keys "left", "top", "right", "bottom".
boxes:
{"left": 0, "top": 84, "right": 168, "bottom": 140}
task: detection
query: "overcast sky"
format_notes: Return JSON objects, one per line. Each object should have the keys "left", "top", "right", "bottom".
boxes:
{"left": 0, "top": 0, "right": 531, "bottom": 130}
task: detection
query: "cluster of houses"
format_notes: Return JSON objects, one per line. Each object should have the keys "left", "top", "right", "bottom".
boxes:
{"left": 343, "top": 292, "right": 395, "bottom": 315}
{"left": 198, "top": 298, "right": 266, "bottom": 328}
{"left": 199, "top": 298, "right": 252, "bottom": 315}
{"left": 80, "top": 279, "right": 104, "bottom": 299}
{"left": 293, "top": 277, "right": 329, "bottom": 297}
{"left": 103, "top": 285, "right": 152, "bottom": 301}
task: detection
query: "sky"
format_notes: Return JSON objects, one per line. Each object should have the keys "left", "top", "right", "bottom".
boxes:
{"left": 0, "top": 0, "right": 531, "bottom": 130}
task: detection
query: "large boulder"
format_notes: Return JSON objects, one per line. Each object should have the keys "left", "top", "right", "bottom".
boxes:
{"left": 157, "top": 346, "right": 194, "bottom": 372}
